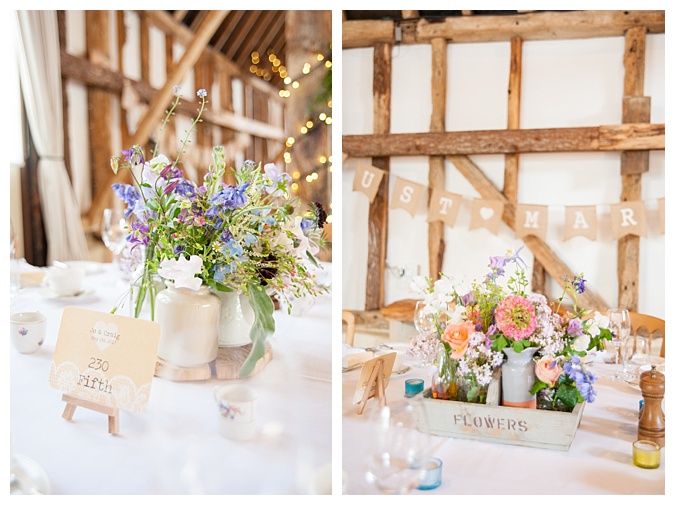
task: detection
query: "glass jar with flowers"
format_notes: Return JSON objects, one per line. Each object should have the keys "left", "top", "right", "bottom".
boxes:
{"left": 109, "top": 87, "right": 329, "bottom": 375}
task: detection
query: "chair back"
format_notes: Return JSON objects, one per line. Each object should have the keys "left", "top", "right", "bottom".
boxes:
{"left": 629, "top": 312, "right": 665, "bottom": 358}
{"left": 342, "top": 310, "right": 356, "bottom": 347}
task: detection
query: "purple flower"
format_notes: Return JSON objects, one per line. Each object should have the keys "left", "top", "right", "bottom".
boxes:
{"left": 567, "top": 318, "right": 584, "bottom": 338}
{"left": 505, "top": 246, "right": 527, "bottom": 268}
{"left": 128, "top": 220, "right": 150, "bottom": 247}
{"left": 174, "top": 180, "right": 196, "bottom": 197}
{"left": 300, "top": 218, "right": 313, "bottom": 232}
{"left": 461, "top": 291, "right": 476, "bottom": 306}
{"left": 572, "top": 275, "right": 586, "bottom": 294}
{"left": 121, "top": 146, "right": 144, "bottom": 166}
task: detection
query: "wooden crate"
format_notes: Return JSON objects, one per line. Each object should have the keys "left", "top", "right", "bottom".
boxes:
{"left": 413, "top": 372, "right": 585, "bottom": 451}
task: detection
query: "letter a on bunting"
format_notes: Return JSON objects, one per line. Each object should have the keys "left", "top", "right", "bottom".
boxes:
{"left": 353, "top": 162, "right": 385, "bottom": 203}
{"left": 563, "top": 206, "right": 597, "bottom": 241}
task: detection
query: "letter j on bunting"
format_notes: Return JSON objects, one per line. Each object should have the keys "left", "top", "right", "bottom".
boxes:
{"left": 353, "top": 162, "right": 385, "bottom": 203}
{"left": 390, "top": 177, "right": 425, "bottom": 217}
{"left": 515, "top": 204, "right": 548, "bottom": 240}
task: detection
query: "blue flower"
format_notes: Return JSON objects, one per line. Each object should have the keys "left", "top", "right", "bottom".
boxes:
{"left": 112, "top": 183, "right": 141, "bottom": 219}
{"left": 572, "top": 275, "right": 586, "bottom": 294}
{"left": 197, "top": 89, "right": 207, "bottom": 98}
{"left": 210, "top": 183, "right": 250, "bottom": 210}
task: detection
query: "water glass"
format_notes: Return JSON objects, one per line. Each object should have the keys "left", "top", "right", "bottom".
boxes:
{"left": 605, "top": 308, "right": 631, "bottom": 364}
{"left": 364, "top": 397, "right": 432, "bottom": 494}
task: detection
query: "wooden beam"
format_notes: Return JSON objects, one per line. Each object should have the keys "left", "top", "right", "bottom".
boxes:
{"left": 343, "top": 19, "right": 394, "bottom": 49}
{"left": 139, "top": 12, "right": 150, "bottom": 82}
{"left": 142, "top": 10, "right": 282, "bottom": 103}
{"left": 448, "top": 155, "right": 608, "bottom": 311}
{"left": 343, "top": 124, "right": 664, "bottom": 157}
{"left": 344, "top": 10, "right": 664, "bottom": 48}
{"left": 428, "top": 37, "right": 446, "bottom": 282}
{"left": 366, "top": 42, "right": 391, "bottom": 311}
{"left": 60, "top": 51, "right": 283, "bottom": 140}
{"left": 86, "top": 10, "right": 228, "bottom": 223}
{"left": 618, "top": 26, "right": 648, "bottom": 313}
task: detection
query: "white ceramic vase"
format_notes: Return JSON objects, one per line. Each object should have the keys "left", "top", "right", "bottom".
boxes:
{"left": 213, "top": 290, "right": 255, "bottom": 347}
{"left": 501, "top": 347, "right": 539, "bottom": 409}
{"left": 155, "top": 285, "right": 220, "bottom": 367}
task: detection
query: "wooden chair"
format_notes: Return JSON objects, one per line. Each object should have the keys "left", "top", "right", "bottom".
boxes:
{"left": 629, "top": 312, "right": 665, "bottom": 358}
{"left": 342, "top": 310, "right": 356, "bottom": 347}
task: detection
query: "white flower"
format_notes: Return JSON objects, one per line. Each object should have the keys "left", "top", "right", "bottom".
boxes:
{"left": 593, "top": 311, "right": 609, "bottom": 329}
{"left": 410, "top": 276, "right": 428, "bottom": 295}
{"left": 148, "top": 154, "right": 171, "bottom": 172}
{"left": 447, "top": 305, "right": 466, "bottom": 325}
{"left": 157, "top": 255, "right": 203, "bottom": 291}
{"left": 573, "top": 333, "right": 591, "bottom": 352}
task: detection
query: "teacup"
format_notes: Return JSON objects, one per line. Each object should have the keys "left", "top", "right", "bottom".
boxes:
{"left": 45, "top": 267, "right": 85, "bottom": 297}
{"left": 10, "top": 312, "right": 47, "bottom": 354}
{"left": 214, "top": 385, "right": 257, "bottom": 441}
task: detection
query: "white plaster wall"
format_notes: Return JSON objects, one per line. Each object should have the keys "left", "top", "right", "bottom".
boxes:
{"left": 342, "top": 35, "right": 665, "bottom": 319}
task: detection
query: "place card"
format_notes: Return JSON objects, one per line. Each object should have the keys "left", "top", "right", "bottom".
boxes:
{"left": 49, "top": 307, "right": 161, "bottom": 413}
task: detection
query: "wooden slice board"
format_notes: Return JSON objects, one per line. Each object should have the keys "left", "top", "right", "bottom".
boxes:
{"left": 215, "top": 343, "right": 273, "bottom": 379}
{"left": 154, "top": 342, "right": 273, "bottom": 381}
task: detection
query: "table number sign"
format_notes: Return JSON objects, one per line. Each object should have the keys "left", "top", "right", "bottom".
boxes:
{"left": 49, "top": 307, "right": 160, "bottom": 413}
{"left": 352, "top": 352, "right": 396, "bottom": 414}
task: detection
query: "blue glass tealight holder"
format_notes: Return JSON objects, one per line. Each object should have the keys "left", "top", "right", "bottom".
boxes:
{"left": 405, "top": 378, "right": 424, "bottom": 397}
{"left": 417, "top": 457, "right": 442, "bottom": 490}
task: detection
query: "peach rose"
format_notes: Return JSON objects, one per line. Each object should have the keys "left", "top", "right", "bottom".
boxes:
{"left": 441, "top": 322, "right": 475, "bottom": 359}
{"left": 535, "top": 356, "right": 563, "bottom": 387}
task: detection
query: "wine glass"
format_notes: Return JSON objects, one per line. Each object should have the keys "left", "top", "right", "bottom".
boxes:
{"left": 414, "top": 301, "right": 435, "bottom": 336}
{"left": 101, "top": 208, "right": 129, "bottom": 274}
{"left": 617, "top": 336, "right": 649, "bottom": 383}
{"left": 364, "top": 397, "right": 432, "bottom": 494}
{"left": 605, "top": 308, "right": 631, "bottom": 365}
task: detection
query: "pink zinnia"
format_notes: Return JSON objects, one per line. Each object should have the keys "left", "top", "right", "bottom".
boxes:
{"left": 495, "top": 295, "right": 536, "bottom": 341}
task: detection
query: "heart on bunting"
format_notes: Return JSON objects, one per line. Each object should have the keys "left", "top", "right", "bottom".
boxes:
{"left": 479, "top": 207, "right": 494, "bottom": 220}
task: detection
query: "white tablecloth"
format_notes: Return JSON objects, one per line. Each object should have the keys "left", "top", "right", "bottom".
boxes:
{"left": 342, "top": 355, "right": 666, "bottom": 495}
{"left": 10, "top": 263, "right": 332, "bottom": 494}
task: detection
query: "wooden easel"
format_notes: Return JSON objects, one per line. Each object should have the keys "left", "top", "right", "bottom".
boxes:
{"left": 356, "top": 358, "right": 388, "bottom": 415}
{"left": 61, "top": 394, "right": 120, "bottom": 435}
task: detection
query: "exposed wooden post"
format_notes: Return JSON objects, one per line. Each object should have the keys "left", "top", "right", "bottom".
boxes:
{"left": 428, "top": 37, "right": 446, "bottom": 281}
{"left": 116, "top": 11, "right": 131, "bottom": 150}
{"left": 448, "top": 155, "right": 608, "bottom": 310}
{"left": 139, "top": 12, "right": 150, "bottom": 83}
{"left": 366, "top": 42, "right": 392, "bottom": 311}
{"left": 85, "top": 11, "right": 114, "bottom": 213}
{"left": 618, "top": 26, "right": 648, "bottom": 312}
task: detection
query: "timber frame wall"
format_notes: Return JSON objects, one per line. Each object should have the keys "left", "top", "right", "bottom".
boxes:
{"left": 342, "top": 10, "right": 666, "bottom": 313}
{"left": 57, "top": 10, "right": 286, "bottom": 233}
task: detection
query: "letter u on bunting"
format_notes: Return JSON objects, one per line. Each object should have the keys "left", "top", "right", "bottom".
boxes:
{"left": 390, "top": 177, "right": 425, "bottom": 217}
{"left": 515, "top": 204, "right": 548, "bottom": 240}
{"left": 428, "top": 189, "right": 462, "bottom": 226}
{"left": 353, "top": 162, "right": 385, "bottom": 203}
{"left": 564, "top": 206, "right": 597, "bottom": 241}
{"left": 469, "top": 199, "right": 504, "bottom": 234}
{"left": 611, "top": 201, "right": 647, "bottom": 239}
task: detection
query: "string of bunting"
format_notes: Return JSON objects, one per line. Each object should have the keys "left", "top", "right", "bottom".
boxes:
{"left": 350, "top": 160, "right": 665, "bottom": 241}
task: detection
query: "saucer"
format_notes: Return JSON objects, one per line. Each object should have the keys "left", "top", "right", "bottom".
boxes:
{"left": 44, "top": 288, "right": 95, "bottom": 301}
{"left": 391, "top": 365, "right": 412, "bottom": 376}
{"left": 62, "top": 260, "right": 104, "bottom": 275}
{"left": 10, "top": 454, "right": 50, "bottom": 495}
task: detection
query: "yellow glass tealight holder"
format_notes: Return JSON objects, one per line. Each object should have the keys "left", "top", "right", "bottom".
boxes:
{"left": 632, "top": 440, "right": 661, "bottom": 469}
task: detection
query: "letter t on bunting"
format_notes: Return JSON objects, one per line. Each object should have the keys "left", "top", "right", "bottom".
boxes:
{"left": 428, "top": 189, "right": 462, "bottom": 226}
{"left": 353, "top": 162, "right": 385, "bottom": 203}
{"left": 563, "top": 206, "right": 597, "bottom": 241}
{"left": 515, "top": 204, "right": 548, "bottom": 240}
{"left": 390, "top": 177, "right": 425, "bottom": 217}
{"left": 611, "top": 201, "right": 647, "bottom": 239}
{"left": 469, "top": 199, "right": 504, "bottom": 235}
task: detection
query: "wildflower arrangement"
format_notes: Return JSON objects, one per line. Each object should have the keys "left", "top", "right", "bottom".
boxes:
{"left": 109, "top": 87, "right": 329, "bottom": 374}
{"left": 411, "top": 247, "right": 612, "bottom": 408}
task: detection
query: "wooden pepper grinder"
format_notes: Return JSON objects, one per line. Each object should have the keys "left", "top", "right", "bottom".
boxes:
{"left": 638, "top": 365, "right": 665, "bottom": 447}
